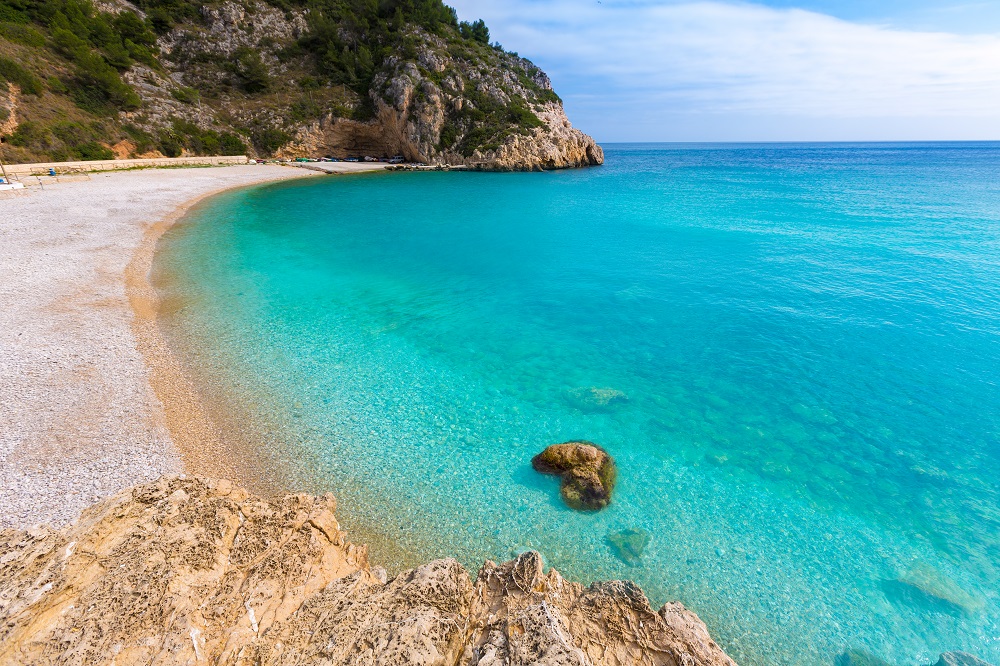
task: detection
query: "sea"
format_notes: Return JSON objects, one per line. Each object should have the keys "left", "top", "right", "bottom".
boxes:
{"left": 153, "top": 143, "right": 1000, "bottom": 665}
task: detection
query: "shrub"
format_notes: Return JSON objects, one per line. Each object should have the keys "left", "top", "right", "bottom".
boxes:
{"left": 536, "top": 88, "right": 561, "bottom": 104}
{"left": 248, "top": 126, "right": 291, "bottom": 154}
{"left": 158, "top": 131, "right": 183, "bottom": 157}
{"left": 231, "top": 47, "right": 270, "bottom": 94}
{"left": 74, "top": 140, "right": 113, "bottom": 160}
{"left": 50, "top": 26, "right": 90, "bottom": 60}
{"left": 459, "top": 19, "right": 489, "bottom": 45}
{"left": 0, "top": 56, "right": 44, "bottom": 95}
{"left": 122, "top": 123, "right": 156, "bottom": 153}
{"left": 170, "top": 86, "right": 199, "bottom": 104}
{"left": 70, "top": 50, "right": 141, "bottom": 114}
{"left": 47, "top": 76, "right": 68, "bottom": 93}
{"left": 9, "top": 120, "right": 50, "bottom": 149}
{"left": 218, "top": 132, "right": 245, "bottom": 155}
{"left": 438, "top": 121, "right": 457, "bottom": 150}
{"left": 289, "top": 97, "right": 323, "bottom": 122}
{"left": 51, "top": 120, "right": 90, "bottom": 145}
{"left": 0, "top": 22, "right": 45, "bottom": 47}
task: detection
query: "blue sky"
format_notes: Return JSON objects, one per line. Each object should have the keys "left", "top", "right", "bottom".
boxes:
{"left": 448, "top": 1, "right": 1000, "bottom": 141}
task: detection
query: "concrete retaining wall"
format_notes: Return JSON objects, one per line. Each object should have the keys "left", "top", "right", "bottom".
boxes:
{"left": 1, "top": 156, "right": 249, "bottom": 177}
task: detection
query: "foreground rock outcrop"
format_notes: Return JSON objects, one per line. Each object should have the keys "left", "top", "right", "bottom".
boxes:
{"left": 532, "top": 441, "right": 618, "bottom": 511}
{"left": 0, "top": 476, "right": 733, "bottom": 666}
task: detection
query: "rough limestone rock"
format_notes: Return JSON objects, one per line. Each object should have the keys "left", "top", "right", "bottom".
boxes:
{"left": 280, "top": 28, "right": 603, "bottom": 171}
{"left": 0, "top": 476, "right": 734, "bottom": 666}
{"left": 532, "top": 442, "right": 617, "bottom": 511}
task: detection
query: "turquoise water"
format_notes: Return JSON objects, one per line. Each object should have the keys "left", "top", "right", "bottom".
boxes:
{"left": 155, "top": 143, "right": 1000, "bottom": 665}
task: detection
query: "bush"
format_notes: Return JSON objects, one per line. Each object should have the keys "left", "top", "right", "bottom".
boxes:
{"left": 158, "top": 131, "right": 183, "bottom": 157}
{"left": 0, "top": 4, "right": 29, "bottom": 24}
{"left": 162, "top": 119, "right": 247, "bottom": 156}
{"left": 459, "top": 19, "right": 489, "bottom": 45}
{"left": 70, "top": 50, "right": 141, "bottom": 114}
{"left": 74, "top": 140, "right": 113, "bottom": 160}
{"left": 248, "top": 126, "right": 291, "bottom": 154}
{"left": 9, "top": 121, "right": 51, "bottom": 149}
{"left": 122, "top": 123, "right": 156, "bottom": 153}
{"left": 289, "top": 97, "right": 323, "bottom": 122}
{"left": 0, "top": 56, "right": 44, "bottom": 95}
{"left": 47, "top": 76, "right": 68, "bottom": 93}
{"left": 51, "top": 120, "right": 90, "bottom": 145}
{"left": 170, "top": 86, "right": 199, "bottom": 104}
{"left": 0, "top": 22, "right": 46, "bottom": 47}
{"left": 218, "top": 132, "right": 245, "bottom": 155}
{"left": 438, "top": 121, "right": 457, "bottom": 150}
{"left": 459, "top": 125, "right": 508, "bottom": 156}
{"left": 231, "top": 47, "right": 270, "bottom": 94}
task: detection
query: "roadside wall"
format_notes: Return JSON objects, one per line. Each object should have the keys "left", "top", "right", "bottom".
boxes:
{"left": 1, "top": 156, "right": 248, "bottom": 177}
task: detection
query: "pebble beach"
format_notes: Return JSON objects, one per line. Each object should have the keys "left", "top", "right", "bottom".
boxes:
{"left": 0, "top": 164, "right": 385, "bottom": 528}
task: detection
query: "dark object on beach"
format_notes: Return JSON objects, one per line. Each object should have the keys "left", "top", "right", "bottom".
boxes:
{"left": 532, "top": 441, "right": 617, "bottom": 511}
{"left": 607, "top": 528, "right": 650, "bottom": 564}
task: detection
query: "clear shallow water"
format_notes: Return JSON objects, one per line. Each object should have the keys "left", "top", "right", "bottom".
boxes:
{"left": 156, "top": 143, "right": 1000, "bottom": 665}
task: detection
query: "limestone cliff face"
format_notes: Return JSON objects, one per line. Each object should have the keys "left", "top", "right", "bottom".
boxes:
{"left": 0, "top": 476, "right": 731, "bottom": 666}
{"left": 276, "top": 28, "right": 604, "bottom": 170}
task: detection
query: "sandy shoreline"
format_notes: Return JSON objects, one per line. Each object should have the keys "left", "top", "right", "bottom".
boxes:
{"left": 0, "top": 163, "right": 385, "bottom": 528}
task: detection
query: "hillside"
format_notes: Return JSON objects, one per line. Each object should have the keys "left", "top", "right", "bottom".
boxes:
{"left": 0, "top": 0, "right": 602, "bottom": 169}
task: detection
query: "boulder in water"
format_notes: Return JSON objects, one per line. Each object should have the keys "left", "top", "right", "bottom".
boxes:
{"left": 532, "top": 441, "right": 617, "bottom": 511}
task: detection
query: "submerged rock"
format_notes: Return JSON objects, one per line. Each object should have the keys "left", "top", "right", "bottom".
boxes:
{"left": 0, "top": 476, "right": 736, "bottom": 666}
{"left": 835, "top": 649, "right": 894, "bottom": 666}
{"left": 607, "top": 527, "right": 651, "bottom": 565}
{"left": 932, "top": 652, "right": 996, "bottom": 666}
{"left": 532, "top": 441, "right": 617, "bottom": 511}
{"left": 884, "top": 563, "right": 984, "bottom": 616}
{"left": 567, "top": 386, "right": 629, "bottom": 411}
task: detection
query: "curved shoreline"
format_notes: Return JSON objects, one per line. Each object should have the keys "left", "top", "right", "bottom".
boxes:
{"left": 126, "top": 164, "right": 443, "bottom": 573}
{"left": 0, "top": 164, "right": 380, "bottom": 529}
{"left": 125, "top": 179, "right": 293, "bottom": 497}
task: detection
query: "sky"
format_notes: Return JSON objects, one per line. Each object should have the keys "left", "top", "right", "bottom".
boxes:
{"left": 447, "top": 0, "right": 1000, "bottom": 141}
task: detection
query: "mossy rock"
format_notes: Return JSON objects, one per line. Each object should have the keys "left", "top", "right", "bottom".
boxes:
{"left": 607, "top": 528, "right": 650, "bottom": 565}
{"left": 532, "top": 441, "right": 617, "bottom": 511}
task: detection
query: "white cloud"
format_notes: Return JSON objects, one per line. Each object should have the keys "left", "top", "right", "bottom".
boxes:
{"left": 449, "top": 0, "right": 1000, "bottom": 139}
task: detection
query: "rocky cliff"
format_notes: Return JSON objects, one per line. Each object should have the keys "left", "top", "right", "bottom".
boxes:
{"left": 0, "top": 0, "right": 602, "bottom": 171}
{"left": 0, "top": 476, "right": 732, "bottom": 666}
{"left": 277, "top": 26, "right": 603, "bottom": 170}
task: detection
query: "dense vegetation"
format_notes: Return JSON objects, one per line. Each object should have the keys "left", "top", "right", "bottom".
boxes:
{"left": 0, "top": 0, "right": 553, "bottom": 163}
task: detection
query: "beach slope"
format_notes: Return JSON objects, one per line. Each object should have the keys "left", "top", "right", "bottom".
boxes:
{"left": 0, "top": 165, "right": 326, "bottom": 528}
